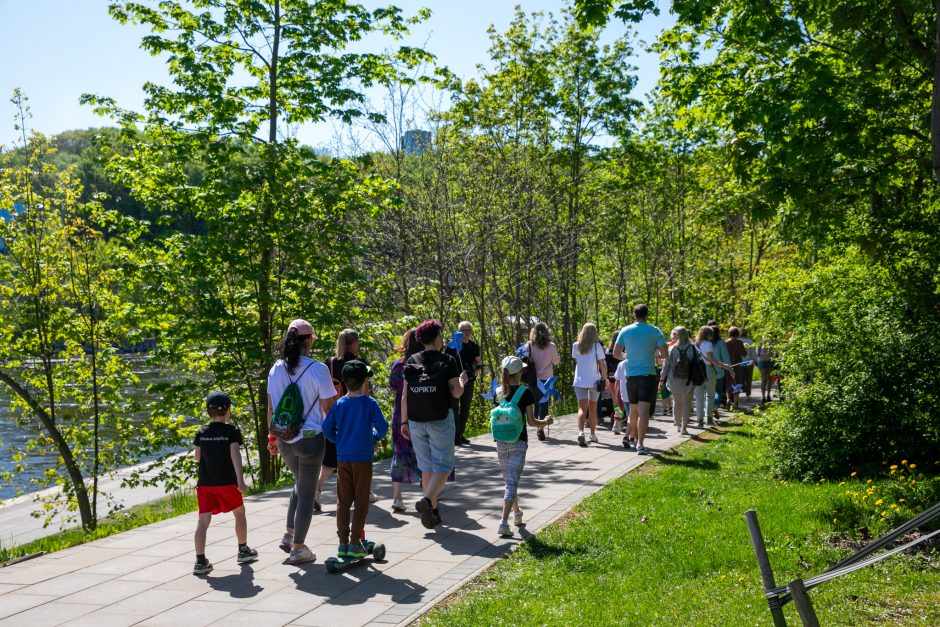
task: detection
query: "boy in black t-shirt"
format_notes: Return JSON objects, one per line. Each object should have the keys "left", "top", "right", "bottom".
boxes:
{"left": 192, "top": 391, "right": 258, "bottom": 575}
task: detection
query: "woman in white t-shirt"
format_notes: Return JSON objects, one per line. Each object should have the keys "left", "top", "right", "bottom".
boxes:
{"left": 692, "top": 325, "right": 733, "bottom": 428}
{"left": 572, "top": 323, "right": 607, "bottom": 448}
{"left": 265, "top": 319, "right": 337, "bottom": 565}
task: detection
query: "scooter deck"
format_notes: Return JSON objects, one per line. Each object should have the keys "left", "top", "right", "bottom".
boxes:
{"left": 325, "top": 542, "right": 386, "bottom": 573}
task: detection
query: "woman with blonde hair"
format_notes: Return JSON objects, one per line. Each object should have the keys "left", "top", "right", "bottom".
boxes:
{"left": 659, "top": 327, "right": 695, "bottom": 435}
{"left": 571, "top": 323, "right": 607, "bottom": 447}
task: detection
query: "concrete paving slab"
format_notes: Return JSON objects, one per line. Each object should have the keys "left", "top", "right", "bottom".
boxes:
{"left": 0, "top": 401, "right": 750, "bottom": 626}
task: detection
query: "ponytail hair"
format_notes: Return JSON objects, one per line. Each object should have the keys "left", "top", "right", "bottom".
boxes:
{"left": 529, "top": 322, "right": 550, "bottom": 349}
{"left": 397, "top": 328, "right": 422, "bottom": 359}
{"left": 278, "top": 328, "right": 310, "bottom": 374}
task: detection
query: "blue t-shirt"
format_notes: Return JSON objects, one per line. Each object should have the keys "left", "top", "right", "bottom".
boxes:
{"left": 322, "top": 395, "right": 389, "bottom": 463}
{"left": 615, "top": 322, "right": 666, "bottom": 377}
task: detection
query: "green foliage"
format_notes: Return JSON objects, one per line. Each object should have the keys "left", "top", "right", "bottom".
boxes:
{"left": 0, "top": 91, "right": 177, "bottom": 529}
{"left": 84, "top": 0, "right": 433, "bottom": 485}
{"left": 831, "top": 460, "right": 940, "bottom": 538}
{"left": 751, "top": 249, "right": 940, "bottom": 479}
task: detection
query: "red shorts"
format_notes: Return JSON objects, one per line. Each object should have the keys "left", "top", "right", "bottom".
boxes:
{"left": 197, "top": 484, "right": 244, "bottom": 515}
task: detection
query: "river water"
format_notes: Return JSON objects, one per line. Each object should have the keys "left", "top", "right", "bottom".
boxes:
{"left": 0, "top": 359, "right": 180, "bottom": 502}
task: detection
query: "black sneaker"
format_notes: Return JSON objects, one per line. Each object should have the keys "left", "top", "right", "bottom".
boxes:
{"left": 577, "top": 434, "right": 587, "bottom": 447}
{"left": 416, "top": 497, "right": 436, "bottom": 529}
{"left": 460, "top": 436, "right": 471, "bottom": 445}
{"left": 433, "top": 509, "right": 442, "bottom": 526}
{"left": 237, "top": 546, "right": 258, "bottom": 564}
{"left": 622, "top": 435, "right": 631, "bottom": 449}
{"left": 537, "top": 428, "right": 546, "bottom": 441}
{"left": 193, "top": 560, "right": 213, "bottom": 575}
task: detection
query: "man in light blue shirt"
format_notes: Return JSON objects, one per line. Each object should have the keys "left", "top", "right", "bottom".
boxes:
{"left": 613, "top": 304, "right": 667, "bottom": 455}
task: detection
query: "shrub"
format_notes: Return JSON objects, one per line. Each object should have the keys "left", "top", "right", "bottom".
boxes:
{"left": 750, "top": 250, "right": 940, "bottom": 479}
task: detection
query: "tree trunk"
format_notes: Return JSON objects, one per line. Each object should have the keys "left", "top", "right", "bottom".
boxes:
{"left": 256, "top": 0, "right": 281, "bottom": 485}
{"left": 0, "top": 370, "right": 93, "bottom": 528}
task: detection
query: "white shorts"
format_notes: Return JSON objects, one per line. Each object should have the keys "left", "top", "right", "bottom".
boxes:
{"left": 574, "top": 386, "right": 600, "bottom": 402}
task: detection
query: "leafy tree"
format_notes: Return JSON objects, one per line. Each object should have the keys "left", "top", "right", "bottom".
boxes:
{"left": 85, "top": 0, "right": 432, "bottom": 483}
{"left": 0, "top": 91, "right": 157, "bottom": 529}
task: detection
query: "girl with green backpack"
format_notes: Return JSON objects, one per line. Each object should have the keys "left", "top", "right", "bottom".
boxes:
{"left": 490, "top": 356, "right": 553, "bottom": 538}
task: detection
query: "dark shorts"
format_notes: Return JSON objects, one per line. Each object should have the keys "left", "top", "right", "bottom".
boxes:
{"left": 197, "top": 484, "right": 243, "bottom": 515}
{"left": 626, "top": 374, "right": 658, "bottom": 404}
{"left": 323, "top": 438, "right": 338, "bottom": 469}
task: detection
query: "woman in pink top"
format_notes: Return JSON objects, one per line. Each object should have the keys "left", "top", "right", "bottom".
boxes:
{"left": 527, "top": 322, "right": 561, "bottom": 441}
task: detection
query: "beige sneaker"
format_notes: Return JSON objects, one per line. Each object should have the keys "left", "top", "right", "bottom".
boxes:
{"left": 287, "top": 546, "right": 316, "bottom": 565}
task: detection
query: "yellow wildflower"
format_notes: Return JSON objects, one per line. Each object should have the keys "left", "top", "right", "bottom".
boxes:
{"left": 839, "top": 481, "right": 846, "bottom": 486}
{"left": 899, "top": 498, "right": 906, "bottom": 503}
{"left": 881, "top": 511, "right": 887, "bottom": 517}
{"left": 909, "top": 463, "right": 916, "bottom": 469}
{"left": 851, "top": 471, "right": 858, "bottom": 477}
{"left": 890, "top": 465, "right": 898, "bottom": 470}
{"left": 875, "top": 499, "right": 883, "bottom": 505}
{"left": 902, "top": 460, "right": 908, "bottom": 465}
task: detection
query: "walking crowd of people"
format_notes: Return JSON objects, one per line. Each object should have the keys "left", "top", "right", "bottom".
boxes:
{"left": 190, "top": 306, "right": 775, "bottom": 575}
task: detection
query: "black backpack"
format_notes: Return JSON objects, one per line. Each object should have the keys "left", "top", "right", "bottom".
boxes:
{"left": 404, "top": 351, "right": 452, "bottom": 421}
{"left": 688, "top": 345, "right": 707, "bottom": 386}
{"left": 674, "top": 345, "right": 692, "bottom": 381}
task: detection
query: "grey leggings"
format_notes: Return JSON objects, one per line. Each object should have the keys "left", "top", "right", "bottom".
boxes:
{"left": 278, "top": 433, "right": 325, "bottom": 545}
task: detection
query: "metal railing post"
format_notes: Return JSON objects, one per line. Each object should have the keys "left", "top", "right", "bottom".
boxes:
{"left": 745, "top": 509, "right": 787, "bottom": 627}
{"left": 788, "top": 578, "right": 821, "bottom": 627}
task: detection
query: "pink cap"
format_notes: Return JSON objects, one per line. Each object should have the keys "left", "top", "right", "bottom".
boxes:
{"left": 288, "top": 319, "right": 315, "bottom": 338}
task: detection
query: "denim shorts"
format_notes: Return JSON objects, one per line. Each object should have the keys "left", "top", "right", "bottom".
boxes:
{"left": 410, "top": 410, "right": 456, "bottom": 473}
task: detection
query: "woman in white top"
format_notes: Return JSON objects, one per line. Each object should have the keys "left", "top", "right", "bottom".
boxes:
{"left": 265, "top": 319, "right": 337, "bottom": 565}
{"left": 572, "top": 323, "right": 607, "bottom": 448}
{"left": 692, "top": 325, "right": 733, "bottom": 428}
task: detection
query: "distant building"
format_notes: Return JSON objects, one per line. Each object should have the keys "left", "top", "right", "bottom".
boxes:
{"left": 401, "top": 130, "right": 432, "bottom": 155}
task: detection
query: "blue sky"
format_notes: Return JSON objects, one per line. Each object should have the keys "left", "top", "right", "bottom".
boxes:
{"left": 0, "top": 1, "right": 674, "bottom": 150}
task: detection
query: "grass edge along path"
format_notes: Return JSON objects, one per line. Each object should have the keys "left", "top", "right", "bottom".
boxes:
{"left": 419, "top": 419, "right": 940, "bottom": 626}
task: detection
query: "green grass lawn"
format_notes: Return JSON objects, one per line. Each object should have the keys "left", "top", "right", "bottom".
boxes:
{"left": 421, "top": 420, "right": 940, "bottom": 626}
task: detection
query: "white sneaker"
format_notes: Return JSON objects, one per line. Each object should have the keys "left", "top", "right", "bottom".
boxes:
{"left": 286, "top": 546, "right": 316, "bottom": 565}
{"left": 497, "top": 521, "right": 513, "bottom": 537}
{"left": 589, "top": 433, "right": 598, "bottom": 443}
{"left": 391, "top": 497, "right": 405, "bottom": 512}
{"left": 613, "top": 421, "right": 622, "bottom": 435}
{"left": 514, "top": 509, "right": 525, "bottom": 527}
{"left": 369, "top": 491, "right": 379, "bottom": 503}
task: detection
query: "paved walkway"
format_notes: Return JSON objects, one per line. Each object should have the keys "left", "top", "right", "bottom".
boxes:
{"left": 0, "top": 400, "right": 751, "bottom": 626}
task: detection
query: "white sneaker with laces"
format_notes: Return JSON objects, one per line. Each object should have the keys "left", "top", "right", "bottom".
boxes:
{"left": 497, "top": 521, "right": 513, "bottom": 537}
{"left": 287, "top": 546, "right": 316, "bottom": 565}
{"left": 514, "top": 509, "right": 524, "bottom": 527}
{"left": 589, "top": 433, "right": 598, "bottom": 443}
{"left": 391, "top": 496, "right": 406, "bottom": 512}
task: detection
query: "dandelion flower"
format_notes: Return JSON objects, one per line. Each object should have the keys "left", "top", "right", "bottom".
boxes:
{"left": 875, "top": 499, "right": 883, "bottom": 505}
{"left": 899, "top": 498, "right": 906, "bottom": 503}
{"left": 839, "top": 481, "right": 846, "bottom": 486}
{"left": 902, "top": 460, "right": 908, "bottom": 465}
{"left": 909, "top": 463, "right": 916, "bottom": 469}
{"left": 890, "top": 465, "right": 898, "bottom": 470}
{"left": 881, "top": 511, "right": 887, "bottom": 517}
{"left": 851, "top": 471, "right": 858, "bottom": 477}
